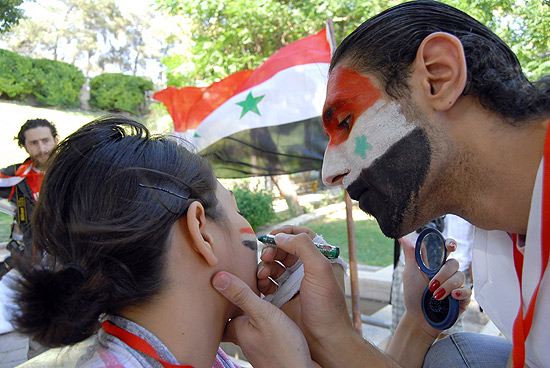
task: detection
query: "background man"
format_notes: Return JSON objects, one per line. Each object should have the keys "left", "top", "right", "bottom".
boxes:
{"left": 0, "top": 118, "right": 58, "bottom": 277}
{"left": 0, "top": 118, "right": 58, "bottom": 363}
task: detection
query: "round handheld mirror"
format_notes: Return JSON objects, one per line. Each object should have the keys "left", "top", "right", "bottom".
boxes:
{"left": 415, "top": 228, "right": 459, "bottom": 330}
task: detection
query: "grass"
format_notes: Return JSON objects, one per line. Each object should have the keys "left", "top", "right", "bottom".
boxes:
{"left": 305, "top": 211, "right": 394, "bottom": 267}
{"left": 0, "top": 211, "right": 11, "bottom": 243}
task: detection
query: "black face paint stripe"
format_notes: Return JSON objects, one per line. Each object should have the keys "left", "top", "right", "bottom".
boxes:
{"left": 242, "top": 240, "right": 258, "bottom": 251}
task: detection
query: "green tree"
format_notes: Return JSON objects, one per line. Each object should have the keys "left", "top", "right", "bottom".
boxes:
{"left": 156, "top": 0, "right": 549, "bottom": 85}
{"left": 0, "top": 0, "right": 24, "bottom": 34}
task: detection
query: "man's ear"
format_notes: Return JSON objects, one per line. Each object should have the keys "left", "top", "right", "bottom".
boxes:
{"left": 184, "top": 201, "right": 218, "bottom": 266}
{"left": 414, "top": 32, "right": 467, "bottom": 111}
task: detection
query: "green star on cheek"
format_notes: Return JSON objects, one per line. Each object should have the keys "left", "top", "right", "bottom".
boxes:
{"left": 236, "top": 92, "right": 265, "bottom": 118}
{"left": 355, "top": 134, "right": 372, "bottom": 159}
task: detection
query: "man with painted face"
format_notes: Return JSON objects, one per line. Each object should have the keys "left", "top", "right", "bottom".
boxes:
{"left": 210, "top": 1, "right": 550, "bottom": 368}
{"left": 0, "top": 119, "right": 58, "bottom": 278}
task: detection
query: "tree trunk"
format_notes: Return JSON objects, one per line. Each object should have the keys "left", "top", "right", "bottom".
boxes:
{"left": 271, "top": 175, "right": 304, "bottom": 216}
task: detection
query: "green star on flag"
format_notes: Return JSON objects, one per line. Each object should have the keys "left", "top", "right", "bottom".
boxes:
{"left": 355, "top": 134, "right": 372, "bottom": 159}
{"left": 236, "top": 92, "right": 265, "bottom": 118}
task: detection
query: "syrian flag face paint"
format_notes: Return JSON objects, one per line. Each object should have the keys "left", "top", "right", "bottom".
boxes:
{"left": 322, "top": 66, "right": 432, "bottom": 238}
{"left": 240, "top": 227, "right": 258, "bottom": 251}
{"left": 321, "top": 67, "right": 415, "bottom": 188}
{"left": 154, "top": 29, "right": 332, "bottom": 178}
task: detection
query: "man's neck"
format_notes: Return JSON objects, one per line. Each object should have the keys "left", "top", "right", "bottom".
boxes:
{"left": 457, "top": 115, "right": 549, "bottom": 234}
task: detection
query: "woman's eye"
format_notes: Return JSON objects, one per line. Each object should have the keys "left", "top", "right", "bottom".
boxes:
{"left": 338, "top": 115, "right": 351, "bottom": 130}
{"left": 237, "top": 211, "right": 247, "bottom": 217}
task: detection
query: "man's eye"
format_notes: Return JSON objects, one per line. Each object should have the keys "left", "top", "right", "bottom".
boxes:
{"left": 338, "top": 115, "right": 351, "bottom": 130}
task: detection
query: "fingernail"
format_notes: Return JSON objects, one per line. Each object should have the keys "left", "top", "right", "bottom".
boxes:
{"left": 274, "top": 233, "right": 290, "bottom": 244}
{"left": 429, "top": 279, "right": 440, "bottom": 292}
{"left": 454, "top": 290, "right": 462, "bottom": 298}
{"left": 433, "top": 288, "right": 446, "bottom": 300}
{"left": 448, "top": 240, "right": 457, "bottom": 250}
{"left": 212, "top": 273, "right": 231, "bottom": 290}
{"left": 257, "top": 264, "right": 264, "bottom": 277}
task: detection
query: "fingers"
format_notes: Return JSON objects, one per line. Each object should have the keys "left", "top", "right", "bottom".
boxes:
{"left": 428, "top": 261, "right": 465, "bottom": 301}
{"left": 271, "top": 232, "right": 331, "bottom": 275}
{"left": 399, "top": 237, "right": 415, "bottom": 263}
{"left": 445, "top": 238, "right": 458, "bottom": 253}
{"left": 451, "top": 286, "right": 472, "bottom": 314}
{"left": 213, "top": 271, "right": 269, "bottom": 318}
{"left": 270, "top": 225, "right": 317, "bottom": 239}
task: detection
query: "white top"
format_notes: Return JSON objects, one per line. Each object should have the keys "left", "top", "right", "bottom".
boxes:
{"left": 473, "top": 159, "right": 549, "bottom": 368}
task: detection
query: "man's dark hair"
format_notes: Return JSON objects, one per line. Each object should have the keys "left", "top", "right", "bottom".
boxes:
{"left": 330, "top": 0, "right": 550, "bottom": 124}
{"left": 15, "top": 118, "right": 58, "bottom": 148}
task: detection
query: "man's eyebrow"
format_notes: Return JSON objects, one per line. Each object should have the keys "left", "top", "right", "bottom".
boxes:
{"left": 323, "top": 107, "right": 334, "bottom": 122}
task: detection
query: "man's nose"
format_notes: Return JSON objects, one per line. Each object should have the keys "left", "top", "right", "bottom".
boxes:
{"left": 323, "top": 172, "right": 348, "bottom": 186}
{"left": 38, "top": 142, "right": 49, "bottom": 154}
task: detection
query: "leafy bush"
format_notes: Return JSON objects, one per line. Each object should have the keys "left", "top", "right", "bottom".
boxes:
{"left": 0, "top": 49, "right": 85, "bottom": 107}
{"left": 89, "top": 73, "right": 153, "bottom": 115}
{"left": 30, "top": 58, "right": 85, "bottom": 107}
{"left": 0, "top": 49, "right": 33, "bottom": 98}
{"left": 231, "top": 181, "right": 277, "bottom": 231}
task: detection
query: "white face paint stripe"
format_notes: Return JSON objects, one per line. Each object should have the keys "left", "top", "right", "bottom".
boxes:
{"left": 322, "top": 99, "right": 415, "bottom": 188}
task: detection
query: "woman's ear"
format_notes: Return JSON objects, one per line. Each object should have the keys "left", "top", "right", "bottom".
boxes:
{"left": 185, "top": 201, "right": 218, "bottom": 266}
{"left": 413, "top": 32, "right": 467, "bottom": 111}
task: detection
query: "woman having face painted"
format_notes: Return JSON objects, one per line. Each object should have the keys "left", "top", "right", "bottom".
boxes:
{"left": 10, "top": 116, "right": 318, "bottom": 368}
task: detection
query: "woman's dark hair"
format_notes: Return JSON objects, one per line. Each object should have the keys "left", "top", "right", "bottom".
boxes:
{"left": 12, "top": 116, "right": 223, "bottom": 347}
{"left": 331, "top": 0, "right": 550, "bottom": 124}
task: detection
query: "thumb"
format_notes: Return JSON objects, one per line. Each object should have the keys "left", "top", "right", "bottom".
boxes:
{"left": 212, "top": 271, "right": 259, "bottom": 313}
{"left": 399, "top": 236, "right": 416, "bottom": 265}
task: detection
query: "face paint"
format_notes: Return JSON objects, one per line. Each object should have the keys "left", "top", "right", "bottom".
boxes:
{"left": 346, "top": 128, "right": 432, "bottom": 238}
{"left": 239, "top": 227, "right": 258, "bottom": 251}
{"left": 323, "top": 67, "right": 381, "bottom": 148}
{"left": 323, "top": 99, "right": 416, "bottom": 188}
{"left": 322, "top": 66, "right": 416, "bottom": 188}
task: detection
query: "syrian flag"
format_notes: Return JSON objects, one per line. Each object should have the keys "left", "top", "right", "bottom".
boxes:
{"left": 153, "top": 28, "right": 333, "bottom": 178}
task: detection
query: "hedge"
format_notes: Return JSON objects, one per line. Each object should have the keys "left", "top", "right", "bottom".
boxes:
{"left": 0, "top": 49, "right": 33, "bottom": 98}
{"left": 30, "top": 58, "right": 86, "bottom": 107}
{"left": 0, "top": 49, "right": 85, "bottom": 107}
{"left": 89, "top": 73, "right": 153, "bottom": 115}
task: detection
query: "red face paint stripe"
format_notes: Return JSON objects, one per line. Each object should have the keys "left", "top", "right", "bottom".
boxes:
{"left": 323, "top": 67, "right": 381, "bottom": 147}
{"left": 240, "top": 227, "right": 255, "bottom": 234}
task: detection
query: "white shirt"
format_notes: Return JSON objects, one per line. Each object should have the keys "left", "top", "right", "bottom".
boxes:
{"left": 473, "top": 159, "right": 549, "bottom": 368}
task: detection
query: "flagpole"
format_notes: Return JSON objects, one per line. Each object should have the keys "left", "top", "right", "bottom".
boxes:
{"left": 326, "top": 17, "right": 362, "bottom": 334}
{"left": 344, "top": 189, "right": 362, "bottom": 333}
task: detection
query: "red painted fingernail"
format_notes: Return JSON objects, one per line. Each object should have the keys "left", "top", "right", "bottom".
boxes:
{"left": 454, "top": 290, "right": 462, "bottom": 298}
{"left": 433, "top": 288, "right": 446, "bottom": 300}
{"left": 429, "top": 279, "right": 440, "bottom": 292}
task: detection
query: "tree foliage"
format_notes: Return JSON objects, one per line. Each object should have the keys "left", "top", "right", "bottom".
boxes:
{"left": 156, "top": 0, "right": 550, "bottom": 86}
{"left": 0, "top": 0, "right": 24, "bottom": 34}
{"left": 2, "top": 0, "right": 164, "bottom": 78}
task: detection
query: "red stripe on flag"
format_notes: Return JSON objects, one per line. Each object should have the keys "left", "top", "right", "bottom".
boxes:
{"left": 153, "top": 29, "right": 331, "bottom": 133}
{"left": 236, "top": 28, "right": 331, "bottom": 93}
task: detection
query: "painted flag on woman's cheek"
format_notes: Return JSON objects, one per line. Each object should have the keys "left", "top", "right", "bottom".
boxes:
{"left": 153, "top": 28, "right": 332, "bottom": 178}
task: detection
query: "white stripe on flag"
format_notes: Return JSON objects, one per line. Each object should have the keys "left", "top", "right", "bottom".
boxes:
{"left": 193, "top": 63, "right": 329, "bottom": 151}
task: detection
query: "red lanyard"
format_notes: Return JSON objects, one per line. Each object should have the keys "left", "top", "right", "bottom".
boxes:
{"left": 511, "top": 125, "right": 550, "bottom": 367}
{"left": 102, "top": 321, "right": 195, "bottom": 368}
